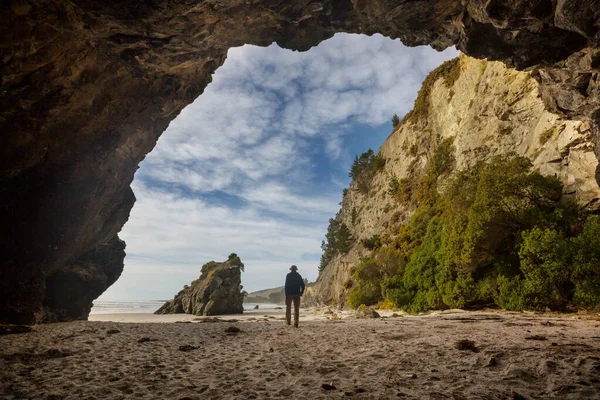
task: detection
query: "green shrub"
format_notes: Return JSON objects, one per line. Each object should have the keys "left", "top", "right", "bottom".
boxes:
{"left": 361, "top": 234, "right": 382, "bottom": 250}
{"left": 392, "top": 114, "right": 400, "bottom": 127}
{"left": 227, "top": 253, "right": 244, "bottom": 271}
{"left": 388, "top": 174, "right": 400, "bottom": 197}
{"left": 347, "top": 282, "right": 380, "bottom": 309}
{"left": 495, "top": 275, "right": 526, "bottom": 311}
{"left": 390, "top": 211, "right": 402, "bottom": 225}
{"left": 347, "top": 151, "right": 600, "bottom": 313}
{"left": 571, "top": 215, "right": 600, "bottom": 308}
{"left": 476, "top": 275, "right": 498, "bottom": 303}
{"left": 518, "top": 227, "right": 572, "bottom": 310}
{"left": 388, "top": 174, "right": 414, "bottom": 203}
{"left": 201, "top": 261, "right": 218, "bottom": 276}
{"left": 432, "top": 137, "right": 455, "bottom": 176}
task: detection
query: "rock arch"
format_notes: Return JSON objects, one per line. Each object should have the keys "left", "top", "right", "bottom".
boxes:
{"left": 1, "top": 0, "right": 598, "bottom": 323}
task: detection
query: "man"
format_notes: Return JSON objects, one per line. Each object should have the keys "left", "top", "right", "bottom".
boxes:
{"left": 284, "top": 265, "right": 305, "bottom": 327}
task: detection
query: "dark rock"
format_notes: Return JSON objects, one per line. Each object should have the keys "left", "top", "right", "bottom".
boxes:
{"left": 354, "top": 307, "right": 380, "bottom": 319}
{"left": 512, "top": 391, "right": 528, "bottom": 400}
{"left": 178, "top": 345, "right": 199, "bottom": 352}
{"left": 224, "top": 326, "right": 241, "bottom": 334}
{"left": 0, "top": 324, "right": 32, "bottom": 335}
{"left": 106, "top": 329, "right": 120, "bottom": 335}
{"left": 45, "top": 349, "right": 71, "bottom": 358}
{"left": 3, "top": 348, "right": 72, "bottom": 362}
{"left": 155, "top": 258, "right": 244, "bottom": 316}
{"left": 194, "top": 317, "right": 221, "bottom": 323}
{"left": 454, "top": 339, "right": 479, "bottom": 352}
{"left": 137, "top": 337, "right": 157, "bottom": 343}
{"left": 279, "top": 389, "right": 294, "bottom": 397}
{"left": 525, "top": 335, "right": 548, "bottom": 341}
{"left": 253, "top": 305, "right": 259, "bottom": 309}
{"left": 1, "top": 0, "right": 600, "bottom": 324}
{"left": 321, "top": 383, "right": 337, "bottom": 391}
{"left": 487, "top": 356, "right": 500, "bottom": 367}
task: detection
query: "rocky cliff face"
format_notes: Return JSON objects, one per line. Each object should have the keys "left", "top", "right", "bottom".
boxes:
{"left": 2, "top": 0, "right": 600, "bottom": 323}
{"left": 306, "top": 54, "right": 600, "bottom": 307}
{"left": 155, "top": 258, "right": 244, "bottom": 316}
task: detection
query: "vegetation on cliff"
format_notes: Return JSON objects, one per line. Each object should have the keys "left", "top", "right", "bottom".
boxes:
{"left": 347, "top": 142, "right": 600, "bottom": 312}
{"left": 319, "top": 149, "right": 388, "bottom": 274}
{"left": 319, "top": 216, "right": 354, "bottom": 274}
{"left": 401, "top": 57, "right": 461, "bottom": 125}
{"left": 349, "top": 149, "right": 386, "bottom": 194}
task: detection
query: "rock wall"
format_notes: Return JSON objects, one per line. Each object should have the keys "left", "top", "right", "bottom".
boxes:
{"left": 306, "top": 54, "right": 600, "bottom": 307}
{"left": 155, "top": 259, "right": 244, "bottom": 316}
{"left": 1, "top": 0, "right": 600, "bottom": 323}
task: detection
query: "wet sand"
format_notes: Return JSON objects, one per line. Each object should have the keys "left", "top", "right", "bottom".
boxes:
{"left": 2, "top": 309, "right": 600, "bottom": 399}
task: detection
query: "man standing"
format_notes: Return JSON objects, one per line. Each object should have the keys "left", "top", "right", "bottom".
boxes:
{"left": 284, "top": 265, "right": 305, "bottom": 327}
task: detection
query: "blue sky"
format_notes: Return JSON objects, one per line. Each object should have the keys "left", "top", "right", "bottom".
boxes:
{"left": 98, "top": 33, "right": 458, "bottom": 301}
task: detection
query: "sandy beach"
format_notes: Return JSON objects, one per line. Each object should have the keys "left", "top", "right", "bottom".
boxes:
{"left": 2, "top": 309, "right": 600, "bottom": 399}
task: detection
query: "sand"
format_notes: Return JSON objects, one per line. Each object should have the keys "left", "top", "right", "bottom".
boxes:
{"left": 2, "top": 309, "right": 600, "bottom": 399}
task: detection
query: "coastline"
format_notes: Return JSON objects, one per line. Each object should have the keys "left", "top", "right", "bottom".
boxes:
{"left": 88, "top": 308, "right": 317, "bottom": 323}
{"left": 3, "top": 310, "right": 600, "bottom": 399}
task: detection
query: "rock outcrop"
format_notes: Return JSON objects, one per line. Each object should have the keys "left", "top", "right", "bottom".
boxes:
{"left": 2, "top": 0, "right": 600, "bottom": 323}
{"left": 306, "top": 54, "right": 600, "bottom": 307}
{"left": 155, "top": 257, "right": 244, "bottom": 316}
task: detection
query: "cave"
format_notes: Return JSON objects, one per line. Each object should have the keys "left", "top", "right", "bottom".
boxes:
{"left": 1, "top": 0, "right": 599, "bottom": 324}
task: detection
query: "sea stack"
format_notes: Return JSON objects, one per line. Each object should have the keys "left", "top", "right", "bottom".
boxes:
{"left": 155, "top": 254, "right": 245, "bottom": 316}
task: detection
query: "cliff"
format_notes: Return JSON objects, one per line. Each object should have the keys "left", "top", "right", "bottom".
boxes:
{"left": 155, "top": 256, "right": 244, "bottom": 316}
{"left": 306, "top": 54, "right": 600, "bottom": 308}
{"left": 2, "top": 0, "right": 600, "bottom": 323}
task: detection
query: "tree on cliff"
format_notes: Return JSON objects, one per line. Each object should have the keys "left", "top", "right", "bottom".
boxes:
{"left": 227, "top": 253, "right": 244, "bottom": 272}
{"left": 392, "top": 114, "right": 400, "bottom": 127}
{"left": 319, "top": 216, "right": 354, "bottom": 274}
{"left": 349, "top": 149, "right": 386, "bottom": 194}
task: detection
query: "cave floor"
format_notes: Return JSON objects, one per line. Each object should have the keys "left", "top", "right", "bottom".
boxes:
{"left": 1, "top": 310, "right": 600, "bottom": 399}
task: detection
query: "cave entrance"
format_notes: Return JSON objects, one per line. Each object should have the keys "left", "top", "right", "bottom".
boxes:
{"left": 95, "top": 33, "right": 458, "bottom": 305}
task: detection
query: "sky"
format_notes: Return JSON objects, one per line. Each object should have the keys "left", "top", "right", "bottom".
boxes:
{"left": 98, "top": 33, "right": 459, "bottom": 301}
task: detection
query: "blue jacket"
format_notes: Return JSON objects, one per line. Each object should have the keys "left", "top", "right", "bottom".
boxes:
{"left": 285, "top": 271, "right": 305, "bottom": 296}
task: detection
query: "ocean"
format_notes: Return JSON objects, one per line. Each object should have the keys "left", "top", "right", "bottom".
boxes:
{"left": 90, "top": 300, "right": 282, "bottom": 314}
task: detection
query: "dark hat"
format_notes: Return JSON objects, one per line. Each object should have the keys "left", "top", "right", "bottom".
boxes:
{"left": 290, "top": 265, "right": 298, "bottom": 271}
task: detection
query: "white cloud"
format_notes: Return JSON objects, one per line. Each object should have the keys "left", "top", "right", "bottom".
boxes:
{"left": 100, "top": 33, "right": 459, "bottom": 301}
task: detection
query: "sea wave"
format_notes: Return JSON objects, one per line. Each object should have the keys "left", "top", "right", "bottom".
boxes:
{"left": 90, "top": 300, "right": 283, "bottom": 314}
{"left": 90, "top": 300, "right": 166, "bottom": 314}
